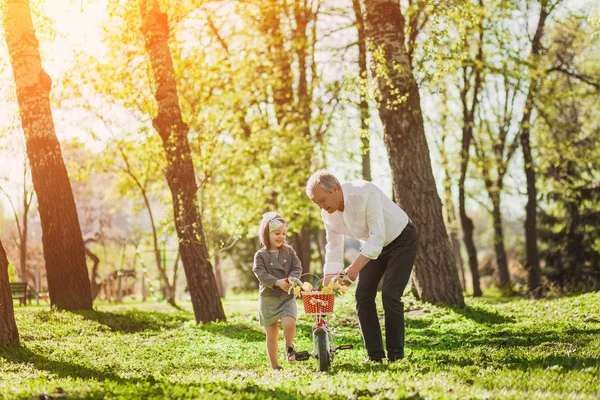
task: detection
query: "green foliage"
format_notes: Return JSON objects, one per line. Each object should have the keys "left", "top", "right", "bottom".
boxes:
{"left": 59, "top": 0, "right": 336, "bottom": 251}
{"left": 1, "top": 293, "right": 599, "bottom": 399}
{"left": 7, "top": 260, "right": 17, "bottom": 281}
{"left": 536, "top": 11, "right": 600, "bottom": 293}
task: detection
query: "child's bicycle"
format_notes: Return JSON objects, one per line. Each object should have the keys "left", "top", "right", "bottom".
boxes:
{"left": 294, "top": 272, "right": 354, "bottom": 372}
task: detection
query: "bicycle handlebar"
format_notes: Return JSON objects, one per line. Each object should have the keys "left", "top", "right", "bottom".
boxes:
{"left": 300, "top": 270, "right": 355, "bottom": 287}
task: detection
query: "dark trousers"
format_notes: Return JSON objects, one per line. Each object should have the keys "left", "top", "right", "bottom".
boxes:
{"left": 355, "top": 221, "right": 419, "bottom": 361}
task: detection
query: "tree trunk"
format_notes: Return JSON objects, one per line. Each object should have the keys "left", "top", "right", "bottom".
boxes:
{"left": 115, "top": 137, "right": 178, "bottom": 307}
{"left": 214, "top": 253, "right": 225, "bottom": 298}
{"left": 139, "top": 0, "right": 225, "bottom": 322}
{"left": 293, "top": 1, "right": 316, "bottom": 277}
{"left": 3, "top": 0, "right": 92, "bottom": 310}
{"left": 19, "top": 209, "right": 28, "bottom": 283}
{"left": 445, "top": 180, "right": 466, "bottom": 292}
{"left": 85, "top": 247, "right": 102, "bottom": 301}
{"left": 352, "top": 0, "right": 371, "bottom": 181}
{"left": 519, "top": 2, "right": 549, "bottom": 298}
{"left": 363, "top": 0, "right": 464, "bottom": 306}
{"left": 167, "top": 248, "right": 180, "bottom": 307}
{"left": 491, "top": 196, "right": 510, "bottom": 289}
{"left": 0, "top": 240, "right": 20, "bottom": 346}
{"left": 459, "top": 190, "right": 482, "bottom": 296}
{"left": 450, "top": 225, "right": 466, "bottom": 291}
{"left": 440, "top": 88, "right": 466, "bottom": 292}
{"left": 565, "top": 199, "right": 585, "bottom": 286}
{"left": 457, "top": 19, "right": 485, "bottom": 297}
{"left": 260, "top": 0, "right": 294, "bottom": 125}
{"left": 19, "top": 167, "right": 31, "bottom": 284}
{"left": 293, "top": 227, "right": 312, "bottom": 278}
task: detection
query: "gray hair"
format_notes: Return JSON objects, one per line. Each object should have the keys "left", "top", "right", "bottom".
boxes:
{"left": 305, "top": 170, "right": 341, "bottom": 197}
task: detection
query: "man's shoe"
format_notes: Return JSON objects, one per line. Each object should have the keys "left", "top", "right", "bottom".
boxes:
{"left": 388, "top": 352, "right": 404, "bottom": 363}
{"left": 364, "top": 357, "right": 383, "bottom": 364}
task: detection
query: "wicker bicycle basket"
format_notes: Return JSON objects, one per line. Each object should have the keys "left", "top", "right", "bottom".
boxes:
{"left": 301, "top": 291, "right": 335, "bottom": 315}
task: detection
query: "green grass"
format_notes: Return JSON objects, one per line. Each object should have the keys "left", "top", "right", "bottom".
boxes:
{"left": 1, "top": 291, "right": 599, "bottom": 399}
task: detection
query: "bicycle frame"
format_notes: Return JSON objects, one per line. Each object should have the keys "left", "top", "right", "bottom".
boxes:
{"left": 295, "top": 271, "right": 354, "bottom": 370}
{"left": 310, "top": 315, "right": 335, "bottom": 359}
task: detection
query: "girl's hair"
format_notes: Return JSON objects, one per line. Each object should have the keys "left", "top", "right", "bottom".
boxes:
{"left": 259, "top": 214, "right": 286, "bottom": 248}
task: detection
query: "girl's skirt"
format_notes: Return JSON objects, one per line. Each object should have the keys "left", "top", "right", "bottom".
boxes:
{"left": 258, "top": 294, "right": 297, "bottom": 326}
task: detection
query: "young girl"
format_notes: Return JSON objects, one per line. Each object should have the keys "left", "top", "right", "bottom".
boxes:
{"left": 252, "top": 212, "right": 303, "bottom": 370}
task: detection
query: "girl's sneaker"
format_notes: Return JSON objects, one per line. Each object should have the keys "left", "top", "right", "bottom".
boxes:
{"left": 287, "top": 347, "right": 296, "bottom": 363}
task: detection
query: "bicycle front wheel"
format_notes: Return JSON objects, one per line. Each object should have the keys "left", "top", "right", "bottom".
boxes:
{"left": 315, "top": 328, "right": 330, "bottom": 372}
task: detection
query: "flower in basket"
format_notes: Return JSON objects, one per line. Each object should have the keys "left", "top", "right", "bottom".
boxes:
{"left": 287, "top": 277, "right": 304, "bottom": 296}
{"left": 322, "top": 280, "right": 341, "bottom": 294}
{"left": 287, "top": 276, "right": 348, "bottom": 297}
{"left": 293, "top": 286, "right": 301, "bottom": 297}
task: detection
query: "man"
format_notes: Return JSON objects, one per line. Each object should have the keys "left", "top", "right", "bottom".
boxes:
{"left": 306, "top": 170, "right": 419, "bottom": 362}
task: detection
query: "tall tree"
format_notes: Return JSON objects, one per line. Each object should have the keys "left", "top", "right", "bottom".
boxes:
{"left": 536, "top": 11, "right": 600, "bottom": 292}
{"left": 456, "top": 0, "right": 484, "bottom": 297}
{"left": 108, "top": 129, "right": 178, "bottom": 307}
{"left": 234, "top": 0, "right": 329, "bottom": 277}
{"left": 3, "top": 0, "right": 92, "bottom": 310}
{"left": 517, "top": 0, "right": 560, "bottom": 297}
{"left": 473, "top": 68, "right": 522, "bottom": 291}
{"left": 0, "top": 239, "right": 19, "bottom": 346}
{"left": 438, "top": 88, "right": 466, "bottom": 291}
{"left": 363, "top": 0, "right": 464, "bottom": 306}
{"left": 139, "top": 0, "right": 225, "bottom": 322}
{"left": 352, "top": 0, "right": 371, "bottom": 181}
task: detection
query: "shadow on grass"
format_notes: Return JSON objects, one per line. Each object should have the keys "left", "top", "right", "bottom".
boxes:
{"left": 75, "top": 309, "right": 191, "bottom": 333}
{"left": 406, "top": 326, "right": 600, "bottom": 355}
{"left": 68, "top": 380, "right": 309, "bottom": 400}
{"left": 195, "top": 321, "right": 266, "bottom": 342}
{"left": 0, "top": 345, "right": 133, "bottom": 383}
{"left": 504, "top": 354, "right": 600, "bottom": 372}
{"left": 332, "top": 360, "right": 388, "bottom": 374}
{"left": 440, "top": 327, "right": 600, "bottom": 350}
{"left": 431, "top": 349, "right": 600, "bottom": 373}
{"left": 0, "top": 345, "right": 305, "bottom": 399}
{"left": 406, "top": 318, "right": 433, "bottom": 329}
{"left": 448, "top": 304, "right": 516, "bottom": 325}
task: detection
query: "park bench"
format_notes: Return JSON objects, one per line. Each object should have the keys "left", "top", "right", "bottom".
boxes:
{"left": 10, "top": 282, "right": 28, "bottom": 306}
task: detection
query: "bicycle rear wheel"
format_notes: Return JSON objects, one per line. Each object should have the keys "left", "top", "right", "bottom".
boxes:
{"left": 315, "top": 328, "right": 330, "bottom": 372}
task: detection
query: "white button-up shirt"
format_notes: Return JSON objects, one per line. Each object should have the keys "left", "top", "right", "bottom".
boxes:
{"left": 322, "top": 180, "right": 409, "bottom": 275}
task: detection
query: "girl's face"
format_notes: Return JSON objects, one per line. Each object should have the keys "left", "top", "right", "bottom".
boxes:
{"left": 268, "top": 225, "right": 287, "bottom": 250}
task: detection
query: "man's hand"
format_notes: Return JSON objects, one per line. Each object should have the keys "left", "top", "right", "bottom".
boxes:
{"left": 343, "top": 264, "right": 360, "bottom": 284}
{"left": 275, "top": 278, "right": 291, "bottom": 292}
{"left": 341, "top": 254, "right": 371, "bottom": 285}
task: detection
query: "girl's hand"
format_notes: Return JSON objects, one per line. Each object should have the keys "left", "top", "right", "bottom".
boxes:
{"left": 275, "top": 278, "right": 291, "bottom": 292}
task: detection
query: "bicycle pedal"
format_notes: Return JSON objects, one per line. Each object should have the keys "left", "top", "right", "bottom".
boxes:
{"left": 295, "top": 351, "right": 310, "bottom": 361}
{"left": 336, "top": 344, "right": 353, "bottom": 350}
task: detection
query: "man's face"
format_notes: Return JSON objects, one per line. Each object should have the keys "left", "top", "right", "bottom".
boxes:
{"left": 310, "top": 185, "right": 339, "bottom": 214}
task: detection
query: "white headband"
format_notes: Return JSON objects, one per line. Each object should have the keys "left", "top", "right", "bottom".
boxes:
{"left": 262, "top": 211, "right": 284, "bottom": 232}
